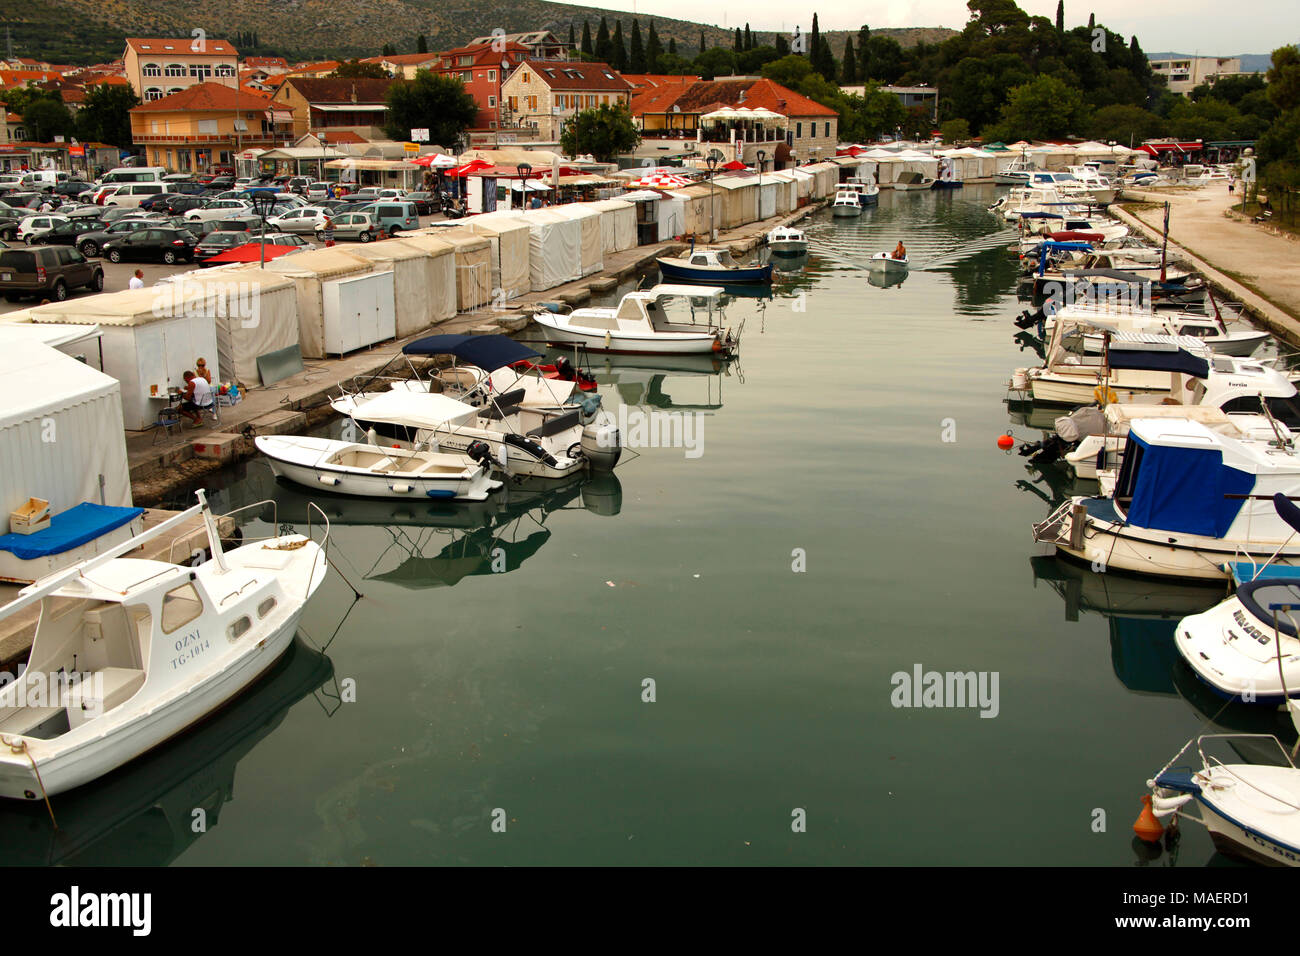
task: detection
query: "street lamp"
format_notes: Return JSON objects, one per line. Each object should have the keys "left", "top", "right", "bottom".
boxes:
{"left": 319, "top": 133, "right": 328, "bottom": 182}
{"left": 705, "top": 151, "right": 722, "bottom": 243}
{"left": 517, "top": 161, "right": 532, "bottom": 209}
{"left": 250, "top": 192, "right": 275, "bottom": 269}
{"left": 756, "top": 148, "right": 766, "bottom": 204}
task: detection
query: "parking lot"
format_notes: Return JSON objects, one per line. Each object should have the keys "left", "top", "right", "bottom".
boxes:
{"left": 0, "top": 211, "right": 449, "bottom": 317}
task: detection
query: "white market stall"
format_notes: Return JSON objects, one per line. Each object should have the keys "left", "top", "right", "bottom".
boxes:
{"left": 389, "top": 233, "right": 459, "bottom": 323}
{"left": 458, "top": 212, "right": 533, "bottom": 298}
{"left": 0, "top": 313, "right": 104, "bottom": 370}
{"left": 538, "top": 205, "right": 603, "bottom": 277}
{"left": 587, "top": 199, "right": 637, "bottom": 253}
{"left": 418, "top": 228, "right": 492, "bottom": 312}
{"left": 0, "top": 340, "right": 132, "bottom": 542}
{"left": 154, "top": 267, "right": 300, "bottom": 389}
{"left": 938, "top": 147, "right": 998, "bottom": 183}
{"left": 711, "top": 175, "right": 759, "bottom": 228}
{"left": 265, "top": 249, "right": 388, "bottom": 359}
{"left": 803, "top": 162, "right": 840, "bottom": 197}
{"left": 767, "top": 171, "right": 800, "bottom": 214}
{"left": 25, "top": 289, "right": 220, "bottom": 431}
{"left": 336, "top": 240, "right": 452, "bottom": 338}
{"left": 499, "top": 210, "right": 580, "bottom": 291}
{"left": 865, "top": 150, "right": 939, "bottom": 186}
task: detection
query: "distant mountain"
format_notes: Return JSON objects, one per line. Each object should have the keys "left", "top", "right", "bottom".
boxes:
{"left": 1145, "top": 51, "right": 1276, "bottom": 74}
{"left": 0, "top": 0, "right": 953, "bottom": 66}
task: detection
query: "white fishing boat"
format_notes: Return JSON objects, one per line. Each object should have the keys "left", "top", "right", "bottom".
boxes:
{"left": 994, "top": 153, "right": 1036, "bottom": 186}
{"left": 1040, "top": 301, "right": 1271, "bottom": 357}
{"left": 867, "top": 252, "right": 908, "bottom": 274}
{"left": 256, "top": 433, "right": 502, "bottom": 501}
{"left": 892, "top": 171, "right": 935, "bottom": 191}
{"left": 1032, "top": 413, "right": 1300, "bottom": 580}
{"left": 532, "top": 284, "right": 738, "bottom": 356}
{"left": 766, "top": 225, "right": 808, "bottom": 254}
{"left": 0, "top": 491, "right": 327, "bottom": 800}
{"left": 831, "top": 188, "right": 863, "bottom": 217}
{"left": 332, "top": 388, "right": 621, "bottom": 479}
{"left": 843, "top": 178, "right": 880, "bottom": 205}
{"left": 1148, "top": 734, "right": 1300, "bottom": 866}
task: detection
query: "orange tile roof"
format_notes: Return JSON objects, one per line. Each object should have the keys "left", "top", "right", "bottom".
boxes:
{"left": 129, "top": 81, "right": 288, "bottom": 112}
{"left": 520, "top": 60, "right": 630, "bottom": 92}
{"left": 317, "top": 129, "right": 366, "bottom": 144}
{"left": 622, "top": 74, "right": 700, "bottom": 89}
{"left": 125, "top": 37, "right": 238, "bottom": 57}
{"left": 631, "top": 77, "right": 837, "bottom": 119}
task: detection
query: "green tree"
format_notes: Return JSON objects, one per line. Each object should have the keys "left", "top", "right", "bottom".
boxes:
{"left": 331, "top": 59, "right": 390, "bottom": 78}
{"left": 940, "top": 118, "right": 970, "bottom": 142}
{"left": 1087, "top": 103, "right": 1166, "bottom": 144}
{"left": 581, "top": 22, "right": 594, "bottom": 57}
{"left": 560, "top": 102, "right": 640, "bottom": 161}
{"left": 418, "top": 34, "right": 428, "bottom": 54}
{"left": 1055, "top": 0, "right": 1064, "bottom": 31}
{"left": 986, "top": 73, "right": 1088, "bottom": 140}
{"left": 596, "top": 17, "right": 611, "bottom": 61}
{"left": 810, "top": 13, "right": 820, "bottom": 63}
{"left": 775, "top": 35, "right": 789, "bottom": 58}
{"left": 745, "top": 25, "right": 753, "bottom": 51}
{"left": 734, "top": 28, "right": 743, "bottom": 53}
{"left": 385, "top": 70, "right": 478, "bottom": 146}
{"left": 646, "top": 22, "right": 664, "bottom": 71}
{"left": 840, "top": 37, "right": 857, "bottom": 85}
{"left": 668, "top": 37, "right": 677, "bottom": 57}
{"left": 611, "top": 21, "right": 628, "bottom": 71}
{"left": 862, "top": 36, "right": 905, "bottom": 83}
{"left": 382, "top": 43, "right": 396, "bottom": 56}
{"left": 74, "top": 83, "right": 139, "bottom": 147}
{"left": 22, "top": 97, "right": 75, "bottom": 142}
{"left": 699, "top": 29, "right": 706, "bottom": 56}
{"left": 695, "top": 47, "right": 737, "bottom": 80}
{"left": 630, "top": 21, "right": 646, "bottom": 73}
{"left": 1267, "top": 45, "right": 1300, "bottom": 113}
{"left": 853, "top": 86, "right": 907, "bottom": 139}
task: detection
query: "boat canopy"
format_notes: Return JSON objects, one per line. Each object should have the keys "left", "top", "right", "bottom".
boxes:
{"left": 403, "top": 333, "right": 540, "bottom": 370}
{"left": 349, "top": 391, "right": 481, "bottom": 430}
{"left": 647, "top": 284, "right": 725, "bottom": 301}
{"left": 1107, "top": 332, "right": 1211, "bottom": 378}
{"left": 1116, "top": 424, "right": 1254, "bottom": 537}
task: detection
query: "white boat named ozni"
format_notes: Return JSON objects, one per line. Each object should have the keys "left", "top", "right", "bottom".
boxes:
{"left": 533, "top": 284, "right": 738, "bottom": 356}
{"left": 0, "top": 491, "right": 328, "bottom": 800}
{"left": 256, "top": 433, "right": 502, "bottom": 501}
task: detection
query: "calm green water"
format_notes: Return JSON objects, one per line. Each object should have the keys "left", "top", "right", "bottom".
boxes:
{"left": 6, "top": 187, "right": 1291, "bottom": 866}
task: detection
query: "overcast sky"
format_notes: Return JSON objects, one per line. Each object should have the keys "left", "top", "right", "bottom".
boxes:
{"left": 592, "top": 1, "right": 1297, "bottom": 55}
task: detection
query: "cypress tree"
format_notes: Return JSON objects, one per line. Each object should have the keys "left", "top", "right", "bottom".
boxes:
{"left": 668, "top": 37, "right": 677, "bottom": 56}
{"left": 581, "top": 21, "right": 593, "bottom": 56}
{"left": 417, "top": 34, "right": 428, "bottom": 54}
{"left": 841, "top": 37, "right": 857, "bottom": 84}
{"left": 699, "top": 29, "right": 706, "bottom": 56}
{"left": 810, "top": 13, "right": 820, "bottom": 62}
{"left": 646, "top": 22, "right": 664, "bottom": 71}
{"left": 775, "top": 34, "right": 789, "bottom": 57}
{"left": 1087, "top": 12, "right": 1095, "bottom": 29}
{"left": 568, "top": 25, "right": 576, "bottom": 52}
{"left": 1055, "top": 1, "right": 1064, "bottom": 32}
{"left": 744, "top": 24, "right": 752, "bottom": 51}
{"left": 611, "top": 20, "right": 627, "bottom": 71}
{"left": 734, "top": 28, "right": 742, "bottom": 53}
{"left": 629, "top": 20, "right": 646, "bottom": 73}
{"left": 596, "top": 17, "right": 611, "bottom": 61}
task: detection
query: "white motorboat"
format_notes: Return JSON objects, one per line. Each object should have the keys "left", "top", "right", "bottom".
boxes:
{"left": 1148, "top": 734, "right": 1300, "bottom": 866}
{"left": 533, "top": 284, "right": 738, "bottom": 356}
{"left": 831, "top": 188, "right": 863, "bottom": 217}
{"left": 1041, "top": 301, "right": 1271, "bottom": 357}
{"left": 868, "top": 252, "right": 908, "bottom": 274}
{"left": 256, "top": 434, "right": 502, "bottom": 501}
{"left": 843, "top": 178, "right": 880, "bottom": 205}
{"left": 766, "top": 225, "right": 808, "bottom": 255}
{"left": 332, "top": 389, "right": 621, "bottom": 479}
{"left": 892, "top": 171, "right": 935, "bottom": 191}
{"left": 0, "top": 490, "right": 327, "bottom": 799}
{"left": 1032, "top": 414, "right": 1300, "bottom": 580}
{"left": 994, "top": 153, "right": 1036, "bottom": 186}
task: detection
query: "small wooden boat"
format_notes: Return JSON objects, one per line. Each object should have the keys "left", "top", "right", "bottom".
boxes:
{"left": 766, "top": 225, "right": 808, "bottom": 254}
{"left": 256, "top": 434, "right": 503, "bottom": 501}
{"left": 0, "top": 491, "right": 327, "bottom": 799}
{"left": 656, "top": 246, "right": 772, "bottom": 284}
{"left": 868, "top": 252, "right": 908, "bottom": 274}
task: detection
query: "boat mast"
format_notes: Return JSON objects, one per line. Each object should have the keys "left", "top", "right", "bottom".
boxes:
{"left": 195, "top": 489, "right": 229, "bottom": 574}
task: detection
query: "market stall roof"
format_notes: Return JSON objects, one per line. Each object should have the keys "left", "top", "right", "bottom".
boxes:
{"left": 700, "top": 106, "right": 787, "bottom": 124}
{"left": 408, "top": 152, "right": 458, "bottom": 168}
{"left": 623, "top": 171, "right": 692, "bottom": 188}
{"left": 258, "top": 146, "right": 349, "bottom": 161}
{"left": 324, "top": 158, "right": 420, "bottom": 171}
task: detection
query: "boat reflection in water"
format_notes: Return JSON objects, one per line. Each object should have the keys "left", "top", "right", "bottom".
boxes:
{"left": 267, "top": 472, "right": 622, "bottom": 589}
{"left": 1016, "top": 461, "right": 1098, "bottom": 510}
{"left": 0, "top": 638, "right": 334, "bottom": 866}
{"left": 867, "top": 267, "right": 908, "bottom": 290}
{"left": 572, "top": 349, "right": 737, "bottom": 412}
{"left": 769, "top": 251, "right": 808, "bottom": 275}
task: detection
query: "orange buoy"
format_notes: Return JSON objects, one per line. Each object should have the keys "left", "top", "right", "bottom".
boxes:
{"left": 1133, "top": 794, "right": 1164, "bottom": 843}
{"left": 997, "top": 434, "right": 1015, "bottom": 451}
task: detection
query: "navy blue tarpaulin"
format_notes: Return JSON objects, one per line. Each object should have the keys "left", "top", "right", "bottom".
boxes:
{"left": 402, "top": 334, "right": 541, "bottom": 371}
{"left": 1124, "top": 436, "right": 1254, "bottom": 537}
{"left": 1107, "top": 346, "right": 1210, "bottom": 378}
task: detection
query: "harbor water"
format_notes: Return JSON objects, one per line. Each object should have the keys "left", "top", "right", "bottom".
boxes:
{"left": 4, "top": 186, "right": 1286, "bottom": 866}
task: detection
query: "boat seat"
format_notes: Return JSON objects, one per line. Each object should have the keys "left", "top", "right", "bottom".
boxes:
{"left": 527, "top": 408, "right": 581, "bottom": 439}
{"left": 491, "top": 388, "right": 526, "bottom": 408}
{"left": 478, "top": 403, "right": 522, "bottom": 422}
{"left": 0, "top": 706, "right": 66, "bottom": 738}
{"left": 66, "top": 666, "right": 145, "bottom": 730}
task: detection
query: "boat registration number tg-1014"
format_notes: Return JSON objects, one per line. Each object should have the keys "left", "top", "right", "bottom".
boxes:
{"left": 170, "top": 629, "right": 210, "bottom": 670}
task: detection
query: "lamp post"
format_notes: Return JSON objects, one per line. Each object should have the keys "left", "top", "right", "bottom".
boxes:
{"left": 705, "top": 150, "right": 721, "bottom": 243}
{"left": 517, "top": 161, "right": 532, "bottom": 210}
{"left": 251, "top": 192, "right": 274, "bottom": 269}
{"left": 756, "top": 148, "right": 766, "bottom": 212}
{"left": 319, "top": 133, "right": 328, "bottom": 182}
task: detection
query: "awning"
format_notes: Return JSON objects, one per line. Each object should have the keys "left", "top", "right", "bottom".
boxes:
{"left": 312, "top": 103, "right": 387, "bottom": 112}
{"left": 510, "top": 179, "right": 551, "bottom": 191}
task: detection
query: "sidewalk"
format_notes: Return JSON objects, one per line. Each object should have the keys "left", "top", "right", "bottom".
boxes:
{"left": 1113, "top": 182, "right": 1300, "bottom": 345}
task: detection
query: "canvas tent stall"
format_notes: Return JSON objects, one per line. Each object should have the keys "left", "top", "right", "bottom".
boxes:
{"left": 711, "top": 176, "right": 759, "bottom": 228}
{"left": 865, "top": 151, "right": 939, "bottom": 186}
{"left": 0, "top": 313, "right": 104, "bottom": 370}
{"left": 458, "top": 212, "right": 532, "bottom": 298}
{"left": 154, "top": 267, "right": 300, "bottom": 388}
{"left": 587, "top": 199, "right": 637, "bottom": 253}
{"left": 767, "top": 171, "right": 800, "bottom": 214}
{"left": 803, "top": 162, "right": 840, "bottom": 197}
{"left": 790, "top": 168, "right": 815, "bottom": 202}
{"left": 386, "top": 233, "right": 458, "bottom": 323}
{"left": 538, "top": 206, "right": 602, "bottom": 277}
{"left": 265, "top": 248, "right": 383, "bottom": 359}
{"left": 417, "top": 228, "right": 492, "bottom": 312}
{"left": 672, "top": 184, "right": 723, "bottom": 238}
{"left": 938, "top": 148, "right": 997, "bottom": 182}
{"left": 0, "top": 341, "right": 132, "bottom": 546}
{"left": 1029, "top": 144, "right": 1075, "bottom": 170}
{"left": 339, "top": 240, "right": 452, "bottom": 338}
{"left": 495, "top": 210, "right": 580, "bottom": 291}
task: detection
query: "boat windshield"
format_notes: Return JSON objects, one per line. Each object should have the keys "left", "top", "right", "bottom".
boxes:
{"left": 1237, "top": 579, "right": 1300, "bottom": 637}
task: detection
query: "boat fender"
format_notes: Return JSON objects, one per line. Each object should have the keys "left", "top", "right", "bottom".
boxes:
{"left": 604, "top": 331, "right": 612, "bottom": 349}
{"left": 390, "top": 483, "right": 413, "bottom": 494}
{"left": 318, "top": 475, "right": 340, "bottom": 486}
{"left": 504, "top": 432, "right": 557, "bottom": 467}
{"left": 1093, "top": 385, "right": 1118, "bottom": 405}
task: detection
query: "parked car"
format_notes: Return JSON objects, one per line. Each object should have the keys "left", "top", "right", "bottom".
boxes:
{"left": 267, "top": 206, "right": 331, "bottom": 234}
{"left": 33, "top": 218, "right": 104, "bottom": 247}
{"left": 348, "top": 187, "right": 383, "bottom": 202}
{"left": 138, "top": 192, "right": 187, "bottom": 212}
{"left": 163, "top": 195, "right": 208, "bottom": 216}
{"left": 260, "top": 232, "right": 315, "bottom": 249}
{"left": 304, "top": 182, "right": 334, "bottom": 200}
{"left": 316, "top": 211, "right": 379, "bottom": 242}
{"left": 213, "top": 215, "right": 263, "bottom": 233}
{"left": 75, "top": 218, "right": 154, "bottom": 257}
{"left": 405, "top": 191, "right": 437, "bottom": 215}
{"left": 184, "top": 198, "right": 253, "bottom": 223}
{"left": 193, "top": 230, "right": 252, "bottom": 264}
{"left": 53, "top": 203, "right": 104, "bottom": 220}
{"left": 104, "top": 183, "right": 169, "bottom": 208}
{"left": 287, "top": 176, "right": 313, "bottom": 195}
{"left": 101, "top": 226, "right": 199, "bottom": 264}
{"left": 6, "top": 192, "right": 46, "bottom": 210}
{"left": 0, "top": 245, "right": 104, "bottom": 301}
{"left": 362, "top": 201, "right": 420, "bottom": 236}
{"left": 17, "top": 214, "right": 71, "bottom": 244}
{"left": 53, "top": 180, "right": 94, "bottom": 198}
{"left": 204, "top": 175, "right": 235, "bottom": 190}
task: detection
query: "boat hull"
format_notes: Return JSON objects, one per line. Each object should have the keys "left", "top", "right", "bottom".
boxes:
{"left": 656, "top": 259, "right": 772, "bottom": 284}
{"left": 831, "top": 205, "right": 862, "bottom": 217}
{"left": 263, "top": 455, "right": 500, "bottom": 502}
{"left": 768, "top": 241, "right": 808, "bottom": 255}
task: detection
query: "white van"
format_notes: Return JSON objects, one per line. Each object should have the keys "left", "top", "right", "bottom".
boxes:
{"left": 103, "top": 182, "right": 168, "bottom": 208}
{"left": 21, "top": 170, "right": 69, "bottom": 190}
{"left": 99, "top": 166, "right": 167, "bottom": 186}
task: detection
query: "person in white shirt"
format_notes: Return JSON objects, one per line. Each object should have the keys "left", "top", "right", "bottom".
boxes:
{"left": 179, "top": 370, "right": 214, "bottom": 426}
{"left": 128, "top": 269, "right": 144, "bottom": 290}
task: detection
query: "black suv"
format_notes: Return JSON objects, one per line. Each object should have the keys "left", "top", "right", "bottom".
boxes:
{"left": 102, "top": 226, "right": 199, "bottom": 264}
{"left": 0, "top": 246, "right": 104, "bottom": 301}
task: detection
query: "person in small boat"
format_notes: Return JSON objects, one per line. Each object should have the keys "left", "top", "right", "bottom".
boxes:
{"left": 893, "top": 241, "right": 907, "bottom": 260}
{"left": 179, "top": 370, "right": 214, "bottom": 426}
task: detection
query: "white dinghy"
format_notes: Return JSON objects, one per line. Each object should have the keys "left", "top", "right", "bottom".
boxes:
{"left": 1148, "top": 734, "right": 1300, "bottom": 866}
{"left": 256, "top": 432, "right": 502, "bottom": 502}
{"left": 0, "top": 491, "right": 328, "bottom": 800}
{"left": 867, "top": 252, "right": 908, "bottom": 274}
{"left": 533, "top": 285, "right": 738, "bottom": 357}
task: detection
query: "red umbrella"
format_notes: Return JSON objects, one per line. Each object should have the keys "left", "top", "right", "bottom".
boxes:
{"left": 721, "top": 159, "right": 748, "bottom": 170}
{"left": 449, "top": 159, "right": 493, "bottom": 177}
{"left": 203, "top": 243, "right": 300, "bottom": 265}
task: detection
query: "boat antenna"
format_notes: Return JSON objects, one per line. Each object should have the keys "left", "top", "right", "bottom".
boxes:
{"left": 194, "top": 488, "right": 229, "bottom": 574}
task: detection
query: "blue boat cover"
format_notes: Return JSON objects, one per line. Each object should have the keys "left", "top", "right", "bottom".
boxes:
{"left": 1124, "top": 435, "right": 1254, "bottom": 537}
{"left": 1108, "top": 346, "right": 1209, "bottom": 378}
{"left": 1228, "top": 562, "right": 1300, "bottom": 586}
{"left": 1019, "top": 212, "right": 1064, "bottom": 219}
{"left": 402, "top": 334, "right": 541, "bottom": 370}
{"left": 0, "top": 503, "right": 144, "bottom": 560}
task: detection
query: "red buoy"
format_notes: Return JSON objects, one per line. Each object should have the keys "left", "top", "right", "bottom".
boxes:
{"left": 1133, "top": 795, "right": 1164, "bottom": 843}
{"left": 997, "top": 434, "right": 1015, "bottom": 451}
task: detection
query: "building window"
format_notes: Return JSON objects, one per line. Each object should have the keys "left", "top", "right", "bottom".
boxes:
{"left": 145, "top": 88, "right": 163, "bottom": 101}
{"left": 528, "top": 95, "right": 537, "bottom": 110}
{"left": 488, "top": 95, "right": 496, "bottom": 107}
{"left": 189, "top": 63, "right": 212, "bottom": 80}
{"left": 461, "top": 71, "right": 471, "bottom": 81}
{"left": 164, "top": 63, "right": 185, "bottom": 77}
{"left": 796, "top": 122, "right": 803, "bottom": 138}
{"left": 824, "top": 122, "right": 830, "bottom": 137}
{"left": 490, "top": 121, "right": 497, "bottom": 129}
{"left": 143, "top": 63, "right": 161, "bottom": 77}
{"left": 488, "top": 70, "right": 496, "bottom": 82}
{"left": 521, "top": 72, "right": 530, "bottom": 83}
{"left": 215, "top": 64, "right": 235, "bottom": 77}
{"left": 508, "top": 96, "right": 518, "bottom": 111}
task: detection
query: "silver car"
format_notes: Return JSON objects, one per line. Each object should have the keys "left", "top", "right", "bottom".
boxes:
{"left": 315, "top": 211, "right": 379, "bottom": 243}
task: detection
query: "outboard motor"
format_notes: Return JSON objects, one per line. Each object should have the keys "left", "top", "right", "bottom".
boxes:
{"left": 465, "top": 440, "right": 493, "bottom": 466}
{"left": 580, "top": 411, "right": 622, "bottom": 471}
{"left": 1014, "top": 308, "right": 1045, "bottom": 330}
{"left": 554, "top": 355, "right": 576, "bottom": 380}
